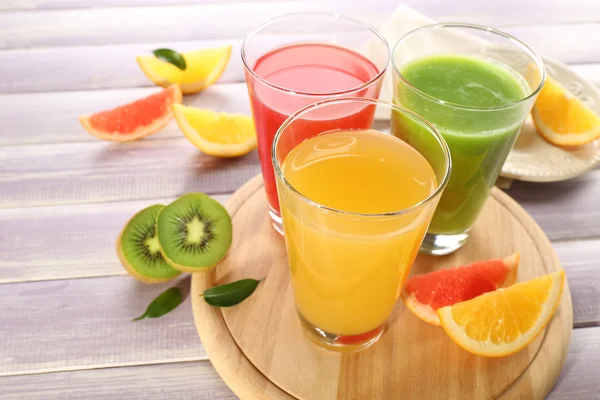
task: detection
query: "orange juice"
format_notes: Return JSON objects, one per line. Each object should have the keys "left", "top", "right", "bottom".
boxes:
{"left": 279, "top": 129, "right": 437, "bottom": 336}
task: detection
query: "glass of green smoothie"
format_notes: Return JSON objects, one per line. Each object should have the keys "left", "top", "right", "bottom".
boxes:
{"left": 392, "top": 23, "right": 545, "bottom": 255}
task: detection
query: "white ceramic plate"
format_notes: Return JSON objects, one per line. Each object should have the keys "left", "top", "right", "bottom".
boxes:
{"left": 377, "top": 57, "right": 600, "bottom": 183}
{"left": 500, "top": 57, "right": 600, "bottom": 182}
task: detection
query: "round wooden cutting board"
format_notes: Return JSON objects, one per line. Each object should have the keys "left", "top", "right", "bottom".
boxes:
{"left": 191, "top": 175, "right": 573, "bottom": 400}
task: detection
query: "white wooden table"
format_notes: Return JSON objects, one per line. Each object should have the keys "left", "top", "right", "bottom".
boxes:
{"left": 1, "top": 1, "right": 599, "bottom": 399}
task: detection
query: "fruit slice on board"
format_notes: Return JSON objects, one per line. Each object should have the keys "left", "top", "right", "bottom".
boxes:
{"left": 137, "top": 46, "right": 232, "bottom": 94}
{"left": 438, "top": 270, "right": 565, "bottom": 357}
{"left": 117, "top": 204, "right": 181, "bottom": 284}
{"left": 80, "top": 84, "right": 182, "bottom": 142}
{"left": 173, "top": 105, "right": 257, "bottom": 158}
{"left": 402, "top": 253, "right": 520, "bottom": 326}
{"left": 156, "top": 193, "right": 233, "bottom": 272}
{"left": 531, "top": 74, "right": 600, "bottom": 146}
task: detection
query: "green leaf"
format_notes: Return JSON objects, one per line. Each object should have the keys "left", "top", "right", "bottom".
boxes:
{"left": 202, "top": 279, "right": 263, "bottom": 307}
{"left": 133, "top": 287, "right": 183, "bottom": 321}
{"left": 152, "top": 48, "right": 186, "bottom": 70}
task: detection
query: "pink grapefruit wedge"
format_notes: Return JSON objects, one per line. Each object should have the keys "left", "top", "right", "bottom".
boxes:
{"left": 402, "top": 253, "right": 520, "bottom": 326}
{"left": 79, "top": 84, "right": 182, "bottom": 142}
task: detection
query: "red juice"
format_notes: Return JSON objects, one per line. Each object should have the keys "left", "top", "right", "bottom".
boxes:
{"left": 245, "top": 43, "right": 382, "bottom": 213}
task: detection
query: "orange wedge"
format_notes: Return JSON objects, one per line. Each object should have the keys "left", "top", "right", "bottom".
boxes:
{"left": 438, "top": 270, "right": 565, "bottom": 357}
{"left": 172, "top": 105, "right": 257, "bottom": 157}
{"left": 137, "top": 46, "right": 232, "bottom": 94}
{"left": 532, "top": 75, "right": 600, "bottom": 146}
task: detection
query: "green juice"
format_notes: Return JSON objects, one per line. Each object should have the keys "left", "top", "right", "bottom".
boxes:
{"left": 394, "top": 54, "right": 528, "bottom": 235}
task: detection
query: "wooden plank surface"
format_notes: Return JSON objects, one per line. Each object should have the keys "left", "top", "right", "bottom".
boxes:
{"left": 549, "top": 327, "right": 600, "bottom": 399}
{"left": 0, "top": 138, "right": 259, "bottom": 208}
{"left": 3, "top": 134, "right": 599, "bottom": 240}
{"left": 0, "top": 0, "right": 247, "bottom": 11}
{"left": 0, "top": 64, "right": 598, "bottom": 147}
{"left": 0, "top": 0, "right": 600, "bottom": 29}
{"left": 1, "top": 327, "right": 598, "bottom": 400}
{"left": 2, "top": 27, "right": 599, "bottom": 95}
{"left": 0, "top": 39, "right": 243, "bottom": 94}
{"left": 0, "top": 275, "right": 207, "bottom": 376}
{"left": 1, "top": 0, "right": 599, "bottom": 398}
{"left": 0, "top": 195, "right": 229, "bottom": 283}
{"left": 507, "top": 171, "right": 600, "bottom": 241}
{"left": 0, "top": 2, "right": 395, "bottom": 49}
{"left": 553, "top": 240, "right": 600, "bottom": 328}
{"left": 0, "top": 83, "right": 251, "bottom": 146}
{"left": 0, "top": 237, "right": 594, "bottom": 377}
{"left": 0, "top": 361, "right": 235, "bottom": 400}
{"left": 1, "top": 193, "right": 597, "bottom": 320}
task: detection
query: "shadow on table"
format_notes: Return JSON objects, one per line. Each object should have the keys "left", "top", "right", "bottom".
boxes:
{"left": 180, "top": 150, "right": 260, "bottom": 195}
{"left": 505, "top": 173, "right": 594, "bottom": 205}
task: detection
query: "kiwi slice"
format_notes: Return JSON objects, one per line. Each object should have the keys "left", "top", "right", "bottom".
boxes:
{"left": 117, "top": 204, "right": 181, "bottom": 283}
{"left": 157, "top": 193, "right": 232, "bottom": 272}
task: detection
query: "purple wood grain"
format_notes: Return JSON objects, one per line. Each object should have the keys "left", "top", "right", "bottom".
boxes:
{"left": 548, "top": 327, "right": 600, "bottom": 399}
{"left": 0, "top": 25, "right": 598, "bottom": 94}
{"left": 2, "top": 138, "right": 599, "bottom": 241}
{"left": 506, "top": 170, "right": 600, "bottom": 241}
{"left": 2, "top": 1, "right": 600, "bottom": 51}
{"left": 0, "top": 275, "right": 206, "bottom": 376}
{"left": 0, "top": 39, "right": 243, "bottom": 94}
{"left": 0, "top": 138, "right": 260, "bottom": 208}
{"left": 0, "top": 327, "right": 597, "bottom": 399}
{"left": 0, "top": 240, "right": 596, "bottom": 377}
{"left": 3, "top": 0, "right": 598, "bottom": 28}
{"left": 0, "top": 195, "right": 230, "bottom": 283}
{"left": 0, "top": 2, "right": 395, "bottom": 49}
{"left": 0, "top": 2, "right": 598, "bottom": 399}
{"left": 0, "top": 200, "right": 596, "bottom": 329}
{"left": 0, "top": 84, "right": 252, "bottom": 146}
{"left": 554, "top": 240, "right": 600, "bottom": 328}
{"left": 0, "top": 361, "right": 235, "bottom": 399}
{"left": 0, "top": 66, "right": 597, "bottom": 146}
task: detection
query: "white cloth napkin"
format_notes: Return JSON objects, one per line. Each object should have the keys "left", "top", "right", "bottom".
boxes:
{"left": 370, "top": 5, "right": 436, "bottom": 119}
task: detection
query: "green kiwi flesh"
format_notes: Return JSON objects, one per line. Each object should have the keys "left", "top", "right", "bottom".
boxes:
{"left": 118, "top": 204, "right": 181, "bottom": 282}
{"left": 156, "top": 193, "right": 232, "bottom": 271}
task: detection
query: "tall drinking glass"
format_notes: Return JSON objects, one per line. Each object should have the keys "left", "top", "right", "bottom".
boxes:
{"left": 272, "top": 99, "right": 451, "bottom": 351}
{"left": 392, "top": 23, "right": 545, "bottom": 255}
{"left": 242, "top": 12, "right": 389, "bottom": 234}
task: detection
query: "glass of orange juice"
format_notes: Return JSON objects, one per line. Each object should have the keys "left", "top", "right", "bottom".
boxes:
{"left": 272, "top": 98, "right": 451, "bottom": 351}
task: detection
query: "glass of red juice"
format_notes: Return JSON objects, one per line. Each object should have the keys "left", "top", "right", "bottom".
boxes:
{"left": 242, "top": 12, "right": 389, "bottom": 234}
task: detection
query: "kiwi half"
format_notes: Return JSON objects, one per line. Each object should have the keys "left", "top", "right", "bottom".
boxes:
{"left": 117, "top": 204, "right": 181, "bottom": 283}
{"left": 157, "top": 193, "right": 232, "bottom": 272}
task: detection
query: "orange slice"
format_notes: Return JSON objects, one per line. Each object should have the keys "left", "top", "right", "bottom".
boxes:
{"left": 137, "top": 46, "right": 232, "bottom": 94}
{"left": 402, "top": 254, "right": 519, "bottom": 326}
{"left": 172, "top": 105, "right": 257, "bottom": 157}
{"left": 532, "top": 75, "right": 600, "bottom": 146}
{"left": 79, "top": 85, "right": 182, "bottom": 142}
{"left": 438, "top": 270, "right": 565, "bottom": 357}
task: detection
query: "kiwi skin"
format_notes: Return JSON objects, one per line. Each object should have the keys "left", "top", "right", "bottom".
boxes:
{"left": 161, "top": 250, "right": 220, "bottom": 274}
{"left": 157, "top": 193, "right": 232, "bottom": 273}
{"left": 117, "top": 204, "right": 181, "bottom": 284}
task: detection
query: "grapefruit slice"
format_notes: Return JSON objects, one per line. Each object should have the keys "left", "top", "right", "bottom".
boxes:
{"left": 438, "top": 270, "right": 564, "bottom": 357}
{"left": 137, "top": 46, "right": 232, "bottom": 94}
{"left": 402, "top": 253, "right": 520, "bottom": 326}
{"left": 79, "top": 84, "right": 182, "bottom": 142}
